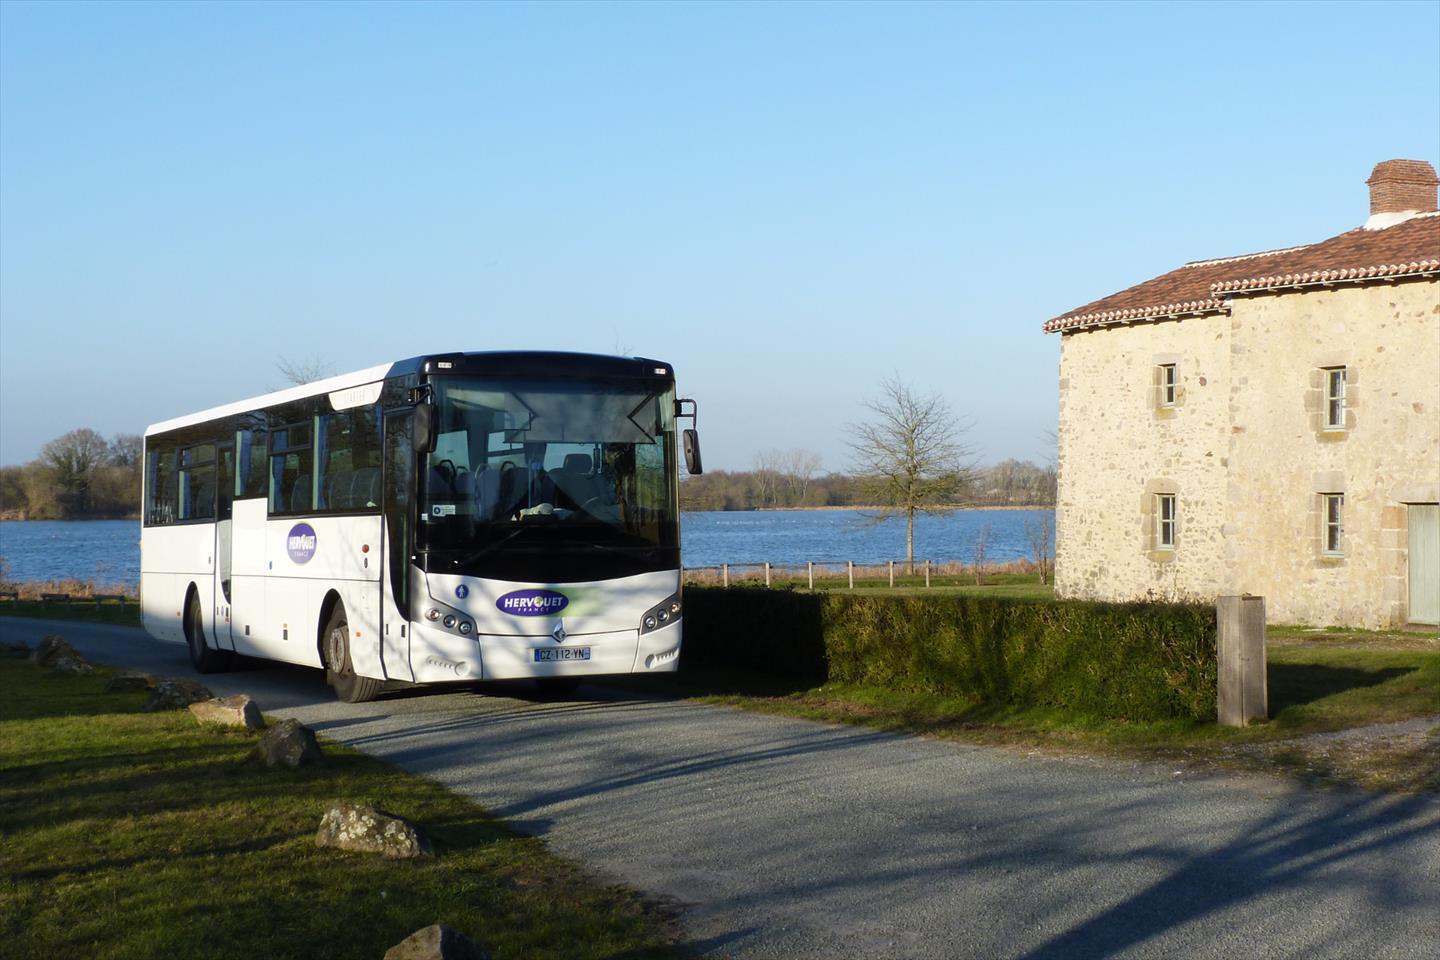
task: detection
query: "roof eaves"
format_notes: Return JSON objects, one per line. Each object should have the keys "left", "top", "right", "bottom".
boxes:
{"left": 1210, "top": 258, "right": 1440, "bottom": 294}
{"left": 1041, "top": 299, "right": 1229, "bottom": 334}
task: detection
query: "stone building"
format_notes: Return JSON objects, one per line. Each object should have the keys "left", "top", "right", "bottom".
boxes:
{"left": 1045, "top": 160, "right": 1439, "bottom": 627}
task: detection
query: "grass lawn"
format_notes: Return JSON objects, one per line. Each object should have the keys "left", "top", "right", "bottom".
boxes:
{"left": 0, "top": 654, "right": 679, "bottom": 960}
{"left": 631, "top": 624, "right": 1439, "bottom": 793}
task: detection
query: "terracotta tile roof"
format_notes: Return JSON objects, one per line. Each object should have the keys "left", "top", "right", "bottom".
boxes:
{"left": 1044, "top": 213, "right": 1440, "bottom": 334}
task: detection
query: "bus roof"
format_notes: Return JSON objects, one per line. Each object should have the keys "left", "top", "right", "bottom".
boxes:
{"left": 143, "top": 351, "right": 673, "bottom": 437}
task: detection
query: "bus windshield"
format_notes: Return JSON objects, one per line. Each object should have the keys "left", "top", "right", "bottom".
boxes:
{"left": 421, "top": 376, "right": 679, "bottom": 581}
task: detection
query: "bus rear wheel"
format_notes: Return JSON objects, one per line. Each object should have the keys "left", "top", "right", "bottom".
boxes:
{"left": 185, "top": 591, "right": 233, "bottom": 674}
{"left": 323, "top": 602, "right": 383, "bottom": 704}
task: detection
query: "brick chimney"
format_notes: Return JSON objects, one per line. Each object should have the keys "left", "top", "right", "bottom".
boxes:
{"left": 1366, "top": 159, "right": 1438, "bottom": 217}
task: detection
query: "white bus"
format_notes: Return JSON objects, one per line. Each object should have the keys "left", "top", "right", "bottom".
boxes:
{"left": 141, "top": 351, "right": 703, "bottom": 702}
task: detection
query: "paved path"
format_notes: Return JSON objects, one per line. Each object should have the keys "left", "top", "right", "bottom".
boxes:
{"left": 4, "top": 617, "right": 1439, "bottom": 959}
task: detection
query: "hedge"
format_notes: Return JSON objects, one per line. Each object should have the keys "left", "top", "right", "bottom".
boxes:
{"left": 681, "top": 588, "right": 1217, "bottom": 722}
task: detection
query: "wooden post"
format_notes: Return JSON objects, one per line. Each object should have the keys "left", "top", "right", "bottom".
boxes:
{"left": 924, "top": 559, "right": 930, "bottom": 588}
{"left": 722, "top": 563, "right": 729, "bottom": 587}
{"left": 848, "top": 560, "right": 854, "bottom": 589}
{"left": 1217, "top": 595, "right": 1268, "bottom": 727}
{"left": 888, "top": 560, "right": 895, "bottom": 588}
{"left": 764, "top": 562, "right": 771, "bottom": 587}
{"left": 807, "top": 561, "right": 814, "bottom": 590}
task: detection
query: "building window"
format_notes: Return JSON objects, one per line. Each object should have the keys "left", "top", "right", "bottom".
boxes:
{"left": 1156, "top": 494, "right": 1177, "bottom": 550}
{"left": 1158, "top": 364, "right": 1177, "bottom": 407}
{"left": 1323, "top": 367, "right": 1346, "bottom": 430}
{"left": 1323, "top": 494, "right": 1344, "bottom": 556}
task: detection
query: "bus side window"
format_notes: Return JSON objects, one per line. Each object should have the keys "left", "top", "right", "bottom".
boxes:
{"left": 317, "top": 406, "right": 383, "bottom": 512}
{"left": 269, "top": 423, "right": 312, "bottom": 515}
{"left": 146, "top": 445, "right": 178, "bottom": 525}
{"left": 178, "top": 443, "right": 217, "bottom": 521}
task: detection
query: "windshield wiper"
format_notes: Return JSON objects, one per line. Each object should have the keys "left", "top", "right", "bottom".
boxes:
{"left": 625, "top": 392, "right": 659, "bottom": 443}
{"left": 452, "top": 525, "right": 530, "bottom": 568}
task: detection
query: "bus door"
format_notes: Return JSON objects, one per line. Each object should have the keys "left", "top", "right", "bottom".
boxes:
{"left": 380, "top": 409, "right": 416, "bottom": 682}
{"left": 228, "top": 421, "right": 268, "bottom": 657}
{"left": 213, "top": 442, "right": 238, "bottom": 652}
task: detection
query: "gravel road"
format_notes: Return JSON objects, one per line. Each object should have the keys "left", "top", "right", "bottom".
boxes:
{"left": 4, "top": 617, "right": 1438, "bottom": 959}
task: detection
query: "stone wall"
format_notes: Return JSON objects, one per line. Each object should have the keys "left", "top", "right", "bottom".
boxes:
{"left": 1056, "top": 276, "right": 1439, "bottom": 627}
{"left": 1224, "top": 280, "right": 1440, "bottom": 626}
{"left": 1056, "top": 312, "right": 1233, "bottom": 603}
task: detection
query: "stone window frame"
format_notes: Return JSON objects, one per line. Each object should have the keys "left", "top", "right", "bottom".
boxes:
{"left": 1309, "top": 355, "right": 1357, "bottom": 440}
{"left": 1150, "top": 354, "right": 1184, "bottom": 420}
{"left": 1141, "top": 479, "right": 1179, "bottom": 563}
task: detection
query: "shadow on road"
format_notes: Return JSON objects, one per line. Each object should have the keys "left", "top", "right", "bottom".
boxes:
{"left": 1017, "top": 786, "right": 1440, "bottom": 958}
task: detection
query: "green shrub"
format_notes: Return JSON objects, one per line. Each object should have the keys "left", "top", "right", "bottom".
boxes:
{"left": 682, "top": 588, "right": 1216, "bottom": 721}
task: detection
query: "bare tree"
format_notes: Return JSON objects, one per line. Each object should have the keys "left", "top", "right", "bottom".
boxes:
{"left": 751, "top": 450, "right": 780, "bottom": 507}
{"left": 276, "top": 355, "right": 335, "bottom": 386}
{"left": 1025, "top": 513, "right": 1054, "bottom": 585}
{"left": 779, "top": 449, "right": 823, "bottom": 505}
{"left": 847, "top": 376, "right": 974, "bottom": 570}
{"left": 971, "top": 522, "right": 991, "bottom": 585}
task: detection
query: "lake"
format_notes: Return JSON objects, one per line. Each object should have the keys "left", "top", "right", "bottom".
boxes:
{"left": 0, "top": 509, "right": 1053, "bottom": 587}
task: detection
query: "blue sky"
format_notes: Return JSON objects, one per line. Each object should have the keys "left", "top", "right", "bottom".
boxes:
{"left": 2, "top": 0, "right": 1437, "bottom": 472}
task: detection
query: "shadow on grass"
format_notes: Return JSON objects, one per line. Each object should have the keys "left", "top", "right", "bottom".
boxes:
{"left": 0, "top": 603, "right": 141, "bottom": 628}
{"left": 1268, "top": 663, "right": 1414, "bottom": 712}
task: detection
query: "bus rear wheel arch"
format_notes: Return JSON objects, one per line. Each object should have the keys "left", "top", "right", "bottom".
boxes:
{"left": 320, "top": 596, "right": 384, "bottom": 703}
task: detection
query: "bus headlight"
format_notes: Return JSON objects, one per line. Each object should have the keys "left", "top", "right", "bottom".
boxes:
{"left": 639, "top": 593, "right": 681, "bottom": 635}
{"left": 424, "top": 598, "right": 474, "bottom": 638}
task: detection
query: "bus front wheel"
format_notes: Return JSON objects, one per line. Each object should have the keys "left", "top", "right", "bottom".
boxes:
{"left": 323, "top": 602, "right": 383, "bottom": 704}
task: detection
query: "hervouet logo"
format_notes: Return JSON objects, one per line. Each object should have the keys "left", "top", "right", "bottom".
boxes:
{"left": 496, "top": 589, "right": 569, "bottom": 617}
{"left": 286, "top": 523, "right": 317, "bottom": 564}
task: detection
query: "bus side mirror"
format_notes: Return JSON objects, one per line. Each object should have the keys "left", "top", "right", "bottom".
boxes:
{"left": 682, "top": 429, "right": 703, "bottom": 475}
{"left": 413, "top": 404, "right": 437, "bottom": 454}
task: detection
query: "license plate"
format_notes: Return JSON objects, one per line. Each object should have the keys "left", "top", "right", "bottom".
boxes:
{"left": 534, "top": 647, "right": 590, "bottom": 662}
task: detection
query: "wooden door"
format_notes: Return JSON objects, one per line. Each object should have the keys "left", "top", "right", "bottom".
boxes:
{"left": 1409, "top": 504, "right": 1440, "bottom": 625}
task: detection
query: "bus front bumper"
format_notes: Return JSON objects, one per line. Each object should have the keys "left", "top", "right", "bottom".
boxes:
{"left": 407, "top": 619, "right": 682, "bottom": 683}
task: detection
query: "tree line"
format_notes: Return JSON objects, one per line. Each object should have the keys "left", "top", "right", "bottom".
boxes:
{"left": 0, "top": 429, "right": 142, "bottom": 520}
{"left": 680, "top": 456, "right": 1055, "bottom": 511}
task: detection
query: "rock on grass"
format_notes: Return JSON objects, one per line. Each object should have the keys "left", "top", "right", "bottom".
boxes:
{"left": 105, "top": 670, "right": 156, "bottom": 693}
{"left": 143, "top": 678, "right": 214, "bottom": 712}
{"left": 316, "top": 801, "right": 432, "bottom": 860}
{"left": 188, "top": 694, "right": 265, "bottom": 730}
{"left": 253, "top": 718, "right": 323, "bottom": 767}
{"left": 383, "top": 923, "right": 489, "bottom": 960}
